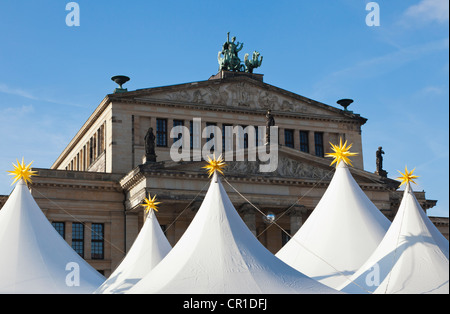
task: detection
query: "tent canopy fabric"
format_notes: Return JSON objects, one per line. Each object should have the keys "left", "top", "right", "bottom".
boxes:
{"left": 276, "top": 162, "right": 391, "bottom": 289}
{"left": 339, "top": 183, "right": 449, "bottom": 294}
{"left": 0, "top": 180, "right": 105, "bottom": 294}
{"left": 95, "top": 210, "right": 171, "bottom": 294}
{"left": 128, "top": 172, "right": 339, "bottom": 294}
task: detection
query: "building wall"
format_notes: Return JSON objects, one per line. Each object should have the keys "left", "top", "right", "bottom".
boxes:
{"left": 11, "top": 76, "right": 441, "bottom": 278}
{"left": 53, "top": 102, "right": 112, "bottom": 173}
{"left": 28, "top": 169, "right": 125, "bottom": 277}
{"left": 106, "top": 100, "right": 366, "bottom": 175}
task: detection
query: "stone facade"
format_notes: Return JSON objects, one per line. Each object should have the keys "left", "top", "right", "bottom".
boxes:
{"left": 0, "top": 71, "right": 445, "bottom": 277}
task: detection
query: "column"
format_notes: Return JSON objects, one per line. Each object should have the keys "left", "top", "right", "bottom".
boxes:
{"left": 289, "top": 205, "right": 306, "bottom": 235}
{"left": 308, "top": 132, "right": 315, "bottom": 156}
{"left": 66, "top": 221, "right": 73, "bottom": 247}
{"left": 240, "top": 204, "right": 257, "bottom": 236}
{"left": 279, "top": 128, "right": 285, "bottom": 147}
{"left": 167, "top": 118, "right": 174, "bottom": 145}
{"left": 294, "top": 129, "right": 300, "bottom": 150}
{"left": 85, "top": 222, "right": 92, "bottom": 260}
{"left": 323, "top": 132, "right": 330, "bottom": 155}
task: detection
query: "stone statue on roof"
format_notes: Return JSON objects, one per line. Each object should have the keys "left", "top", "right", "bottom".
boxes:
{"left": 144, "top": 127, "right": 157, "bottom": 163}
{"left": 218, "top": 32, "right": 245, "bottom": 72}
{"left": 375, "top": 146, "right": 387, "bottom": 177}
{"left": 218, "top": 32, "right": 263, "bottom": 74}
{"left": 265, "top": 109, "right": 275, "bottom": 145}
{"left": 244, "top": 51, "right": 263, "bottom": 73}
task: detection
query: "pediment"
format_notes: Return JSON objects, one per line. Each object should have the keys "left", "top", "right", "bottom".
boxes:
{"left": 152, "top": 146, "right": 397, "bottom": 188}
{"left": 117, "top": 76, "right": 358, "bottom": 120}
{"left": 224, "top": 154, "right": 334, "bottom": 180}
{"left": 159, "top": 150, "right": 341, "bottom": 181}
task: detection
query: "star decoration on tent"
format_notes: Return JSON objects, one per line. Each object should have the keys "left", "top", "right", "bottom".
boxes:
{"left": 142, "top": 195, "right": 161, "bottom": 214}
{"left": 396, "top": 166, "right": 419, "bottom": 186}
{"left": 7, "top": 158, "right": 37, "bottom": 185}
{"left": 325, "top": 138, "right": 358, "bottom": 167}
{"left": 203, "top": 154, "right": 226, "bottom": 177}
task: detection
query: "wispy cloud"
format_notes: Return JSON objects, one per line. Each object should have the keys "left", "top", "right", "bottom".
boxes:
{"left": 0, "top": 83, "right": 37, "bottom": 101}
{"left": 402, "top": 0, "right": 449, "bottom": 25}
{"left": 310, "top": 38, "right": 449, "bottom": 99}
{"left": 0, "top": 83, "right": 87, "bottom": 108}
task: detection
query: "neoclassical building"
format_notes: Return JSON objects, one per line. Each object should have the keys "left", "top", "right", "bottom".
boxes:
{"left": 0, "top": 65, "right": 446, "bottom": 276}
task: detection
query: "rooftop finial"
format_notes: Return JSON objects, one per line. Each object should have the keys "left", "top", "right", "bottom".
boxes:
{"left": 111, "top": 75, "right": 130, "bottom": 93}
{"left": 337, "top": 99, "right": 354, "bottom": 112}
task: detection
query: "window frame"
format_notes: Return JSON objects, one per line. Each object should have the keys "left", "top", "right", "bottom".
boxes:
{"left": 156, "top": 118, "right": 168, "bottom": 147}
{"left": 72, "top": 222, "right": 85, "bottom": 258}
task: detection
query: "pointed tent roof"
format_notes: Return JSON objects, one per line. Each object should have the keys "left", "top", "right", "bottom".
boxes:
{"left": 128, "top": 172, "right": 339, "bottom": 294}
{"left": 95, "top": 210, "right": 171, "bottom": 294}
{"left": 339, "top": 182, "right": 449, "bottom": 294}
{"left": 0, "top": 180, "right": 105, "bottom": 294}
{"left": 276, "top": 162, "right": 391, "bottom": 289}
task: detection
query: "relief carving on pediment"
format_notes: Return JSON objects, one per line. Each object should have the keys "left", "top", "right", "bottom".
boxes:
{"left": 225, "top": 155, "right": 333, "bottom": 180}
{"left": 149, "top": 83, "right": 312, "bottom": 114}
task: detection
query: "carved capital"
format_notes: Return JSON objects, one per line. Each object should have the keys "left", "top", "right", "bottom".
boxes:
{"left": 188, "top": 200, "right": 203, "bottom": 212}
{"left": 239, "top": 203, "right": 257, "bottom": 215}
{"left": 287, "top": 204, "right": 307, "bottom": 217}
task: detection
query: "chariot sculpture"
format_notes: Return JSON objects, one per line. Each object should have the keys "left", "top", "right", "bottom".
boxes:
{"left": 218, "top": 32, "right": 263, "bottom": 73}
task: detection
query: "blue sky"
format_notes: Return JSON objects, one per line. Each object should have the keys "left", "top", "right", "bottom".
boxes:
{"left": 0, "top": 0, "right": 448, "bottom": 217}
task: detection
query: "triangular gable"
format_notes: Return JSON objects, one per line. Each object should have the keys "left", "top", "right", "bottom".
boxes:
{"left": 156, "top": 146, "right": 396, "bottom": 187}
{"left": 111, "top": 76, "right": 365, "bottom": 122}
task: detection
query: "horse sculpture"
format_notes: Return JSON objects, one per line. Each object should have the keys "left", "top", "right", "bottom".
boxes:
{"left": 244, "top": 51, "right": 263, "bottom": 73}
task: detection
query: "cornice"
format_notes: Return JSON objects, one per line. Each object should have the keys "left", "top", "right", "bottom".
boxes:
{"left": 119, "top": 166, "right": 391, "bottom": 193}
{"left": 51, "top": 95, "right": 112, "bottom": 169}
{"left": 31, "top": 168, "right": 123, "bottom": 192}
{"left": 109, "top": 75, "right": 367, "bottom": 125}
{"left": 111, "top": 97, "right": 363, "bottom": 126}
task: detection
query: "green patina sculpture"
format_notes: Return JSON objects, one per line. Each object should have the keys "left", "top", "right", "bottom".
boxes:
{"left": 244, "top": 51, "right": 263, "bottom": 73}
{"left": 218, "top": 32, "right": 262, "bottom": 73}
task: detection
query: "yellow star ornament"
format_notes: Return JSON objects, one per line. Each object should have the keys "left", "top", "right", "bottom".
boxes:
{"left": 325, "top": 138, "right": 358, "bottom": 167}
{"left": 396, "top": 166, "right": 419, "bottom": 187}
{"left": 203, "top": 154, "right": 226, "bottom": 177}
{"left": 142, "top": 195, "right": 161, "bottom": 214}
{"left": 7, "top": 158, "right": 37, "bottom": 185}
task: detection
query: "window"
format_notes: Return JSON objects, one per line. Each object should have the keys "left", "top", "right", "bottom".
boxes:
{"left": 52, "top": 222, "right": 65, "bottom": 239}
{"left": 89, "top": 138, "right": 94, "bottom": 162}
{"left": 96, "top": 128, "right": 102, "bottom": 157}
{"left": 72, "top": 222, "right": 84, "bottom": 258}
{"left": 241, "top": 125, "right": 249, "bottom": 149}
{"left": 204, "top": 122, "right": 217, "bottom": 155}
{"left": 156, "top": 118, "right": 168, "bottom": 147}
{"left": 173, "top": 120, "right": 184, "bottom": 144}
{"left": 205, "top": 122, "right": 216, "bottom": 142}
{"left": 284, "top": 129, "right": 294, "bottom": 148}
{"left": 314, "top": 132, "right": 324, "bottom": 157}
{"left": 91, "top": 223, "right": 104, "bottom": 260}
{"left": 189, "top": 120, "right": 194, "bottom": 149}
{"left": 300, "top": 131, "right": 309, "bottom": 153}
{"left": 222, "top": 124, "right": 232, "bottom": 152}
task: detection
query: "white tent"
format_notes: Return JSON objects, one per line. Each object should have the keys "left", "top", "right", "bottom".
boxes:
{"left": 276, "top": 162, "right": 391, "bottom": 289}
{"left": 0, "top": 180, "right": 105, "bottom": 294}
{"left": 339, "top": 182, "right": 449, "bottom": 294}
{"left": 95, "top": 210, "right": 171, "bottom": 294}
{"left": 128, "top": 172, "right": 339, "bottom": 294}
